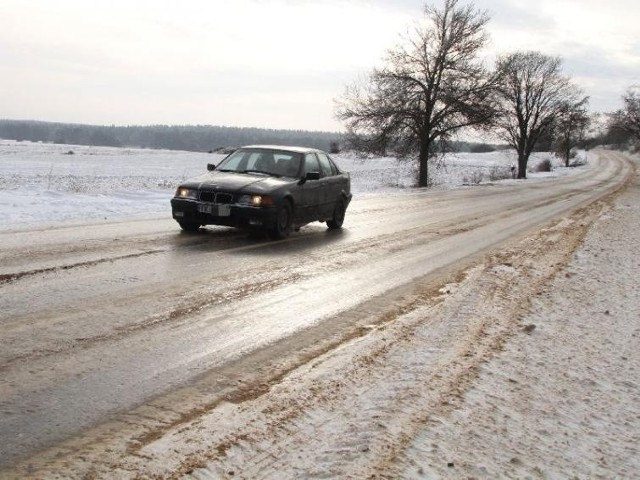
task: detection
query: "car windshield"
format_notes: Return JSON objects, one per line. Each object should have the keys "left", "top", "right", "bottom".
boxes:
{"left": 217, "top": 149, "right": 303, "bottom": 178}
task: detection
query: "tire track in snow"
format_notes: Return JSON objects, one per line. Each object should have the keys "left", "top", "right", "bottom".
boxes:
{"left": 0, "top": 249, "right": 164, "bottom": 285}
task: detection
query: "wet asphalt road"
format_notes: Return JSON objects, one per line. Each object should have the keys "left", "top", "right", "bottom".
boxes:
{"left": 0, "top": 151, "right": 631, "bottom": 470}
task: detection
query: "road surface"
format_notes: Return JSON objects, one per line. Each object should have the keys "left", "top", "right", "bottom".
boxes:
{"left": 0, "top": 150, "right": 631, "bottom": 476}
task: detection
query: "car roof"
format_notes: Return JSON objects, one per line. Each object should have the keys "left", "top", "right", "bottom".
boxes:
{"left": 240, "top": 145, "right": 324, "bottom": 154}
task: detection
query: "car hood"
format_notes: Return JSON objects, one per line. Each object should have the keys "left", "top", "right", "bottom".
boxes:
{"left": 181, "top": 171, "right": 294, "bottom": 193}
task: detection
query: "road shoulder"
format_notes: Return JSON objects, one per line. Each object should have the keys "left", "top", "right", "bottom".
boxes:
{"left": 401, "top": 153, "right": 640, "bottom": 478}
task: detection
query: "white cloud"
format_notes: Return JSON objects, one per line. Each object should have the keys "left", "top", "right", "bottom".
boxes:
{"left": 0, "top": 0, "right": 413, "bottom": 129}
{"left": 1, "top": 0, "right": 638, "bottom": 129}
{"left": 476, "top": 0, "right": 640, "bottom": 111}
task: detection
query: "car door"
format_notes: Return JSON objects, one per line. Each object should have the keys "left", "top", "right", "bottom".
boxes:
{"left": 299, "top": 153, "right": 322, "bottom": 222}
{"left": 316, "top": 152, "right": 340, "bottom": 218}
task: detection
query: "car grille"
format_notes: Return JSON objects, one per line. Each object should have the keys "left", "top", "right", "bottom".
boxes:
{"left": 199, "top": 190, "right": 234, "bottom": 204}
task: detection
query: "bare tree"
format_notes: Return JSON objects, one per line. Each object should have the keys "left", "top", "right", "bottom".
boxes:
{"left": 614, "top": 85, "right": 640, "bottom": 143}
{"left": 493, "top": 51, "right": 576, "bottom": 178}
{"left": 555, "top": 93, "right": 590, "bottom": 167}
{"left": 335, "top": 0, "right": 496, "bottom": 187}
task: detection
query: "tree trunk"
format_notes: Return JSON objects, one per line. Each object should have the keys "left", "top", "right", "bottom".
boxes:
{"left": 418, "top": 142, "right": 430, "bottom": 187}
{"left": 517, "top": 152, "right": 528, "bottom": 179}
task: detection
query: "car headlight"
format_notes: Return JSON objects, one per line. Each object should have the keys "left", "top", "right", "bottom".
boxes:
{"left": 238, "top": 194, "right": 274, "bottom": 206}
{"left": 175, "top": 187, "right": 199, "bottom": 200}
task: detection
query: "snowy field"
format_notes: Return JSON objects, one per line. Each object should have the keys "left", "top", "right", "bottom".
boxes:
{"left": 0, "top": 140, "right": 582, "bottom": 231}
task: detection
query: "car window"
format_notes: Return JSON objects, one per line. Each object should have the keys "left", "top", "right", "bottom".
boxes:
{"left": 304, "top": 153, "right": 321, "bottom": 176}
{"left": 317, "top": 153, "right": 334, "bottom": 177}
{"left": 317, "top": 153, "right": 338, "bottom": 176}
{"left": 217, "top": 150, "right": 248, "bottom": 171}
{"left": 217, "top": 149, "right": 301, "bottom": 177}
{"left": 273, "top": 153, "right": 302, "bottom": 177}
{"left": 246, "top": 152, "right": 267, "bottom": 170}
{"left": 327, "top": 155, "right": 342, "bottom": 175}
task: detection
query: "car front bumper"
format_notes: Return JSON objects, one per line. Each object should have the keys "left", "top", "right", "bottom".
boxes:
{"left": 170, "top": 198, "right": 278, "bottom": 229}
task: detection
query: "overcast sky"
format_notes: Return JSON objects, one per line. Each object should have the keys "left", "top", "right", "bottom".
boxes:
{"left": 1, "top": 0, "right": 638, "bottom": 132}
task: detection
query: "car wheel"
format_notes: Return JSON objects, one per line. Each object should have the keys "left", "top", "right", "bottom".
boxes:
{"left": 327, "top": 199, "right": 346, "bottom": 229}
{"left": 269, "top": 201, "right": 293, "bottom": 240}
{"left": 178, "top": 221, "right": 201, "bottom": 232}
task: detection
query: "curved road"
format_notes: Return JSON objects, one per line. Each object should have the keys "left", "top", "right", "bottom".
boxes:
{"left": 0, "top": 150, "right": 631, "bottom": 472}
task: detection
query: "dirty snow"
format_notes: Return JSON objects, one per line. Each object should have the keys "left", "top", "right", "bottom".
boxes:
{"left": 402, "top": 162, "right": 640, "bottom": 478}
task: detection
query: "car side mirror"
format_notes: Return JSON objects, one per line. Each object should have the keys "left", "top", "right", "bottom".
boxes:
{"left": 306, "top": 172, "right": 320, "bottom": 181}
{"left": 207, "top": 163, "right": 216, "bottom": 171}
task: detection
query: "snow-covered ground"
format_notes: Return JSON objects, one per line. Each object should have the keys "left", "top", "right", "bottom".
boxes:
{"left": 0, "top": 140, "right": 579, "bottom": 231}
{"left": 407, "top": 158, "right": 640, "bottom": 478}
{"left": 0, "top": 141, "right": 213, "bottom": 229}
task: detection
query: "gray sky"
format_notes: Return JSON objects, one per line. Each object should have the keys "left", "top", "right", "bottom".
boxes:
{"left": 1, "top": 0, "right": 638, "bottom": 131}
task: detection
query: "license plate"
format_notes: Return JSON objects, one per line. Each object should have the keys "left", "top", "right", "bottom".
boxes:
{"left": 197, "top": 203, "right": 215, "bottom": 214}
{"left": 198, "top": 204, "right": 231, "bottom": 216}
{"left": 218, "top": 204, "right": 231, "bottom": 216}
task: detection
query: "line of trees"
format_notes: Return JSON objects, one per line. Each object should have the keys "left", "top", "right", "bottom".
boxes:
{"left": 0, "top": 118, "right": 510, "bottom": 156}
{"left": 336, "top": 0, "right": 599, "bottom": 185}
{"left": 609, "top": 86, "right": 640, "bottom": 144}
{"left": 0, "top": 120, "right": 343, "bottom": 153}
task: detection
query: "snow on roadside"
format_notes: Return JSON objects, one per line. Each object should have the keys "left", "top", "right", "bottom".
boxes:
{"left": 399, "top": 155, "right": 640, "bottom": 478}
{"left": 0, "top": 140, "right": 586, "bottom": 231}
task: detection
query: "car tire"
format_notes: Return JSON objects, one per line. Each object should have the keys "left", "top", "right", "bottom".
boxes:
{"left": 327, "top": 199, "right": 346, "bottom": 229}
{"left": 269, "top": 201, "right": 293, "bottom": 240}
{"left": 178, "top": 221, "right": 201, "bottom": 232}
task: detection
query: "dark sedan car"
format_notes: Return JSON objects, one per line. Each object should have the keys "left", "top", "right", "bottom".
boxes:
{"left": 171, "top": 145, "right": 352, "bottom": 239}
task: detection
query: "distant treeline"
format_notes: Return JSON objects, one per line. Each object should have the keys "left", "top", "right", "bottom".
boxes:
{"left": 0, "top": 119, "right": 507, "bottom": 154}
{"left": 0, "top": 120, "right": 343, "bottom": 153}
